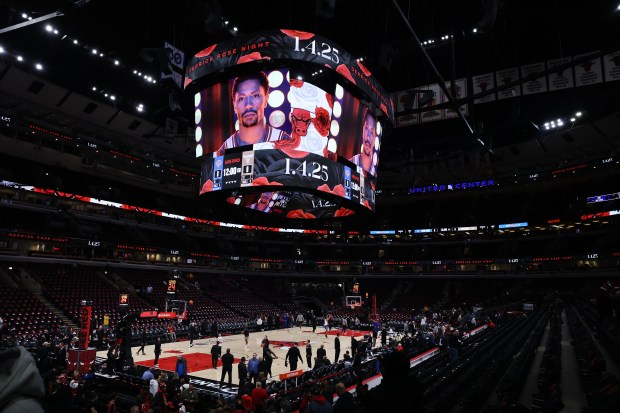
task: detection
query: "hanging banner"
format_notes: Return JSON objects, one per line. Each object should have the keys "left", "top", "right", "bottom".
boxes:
{"left": 442, "top": 78, "right": 468, "bottom": 119}
{"left": 419, "top": 84, "right": 443, "bottom": 123}
{"left": 603, "top": 51, "right": 620, "bottom": 82}
{"left": 574, "top": 52, "right": 603, "bottom": 87}
{"left": 496, "top": 68, "right": 520, "bottom": 100}
{"left": 395, "top": 89, "right": 418, "bottom": 113}
{"left": 472, "top": 72, "right": 495, "bottom": 104}
{"left": 521, "top": 62, "right": 547, "bottom": 95}
{"left": 547, "top": 57, "right": 574, "bottom": 91}
{"left": 396, "top": 113, "right": 419, "bottom": 126}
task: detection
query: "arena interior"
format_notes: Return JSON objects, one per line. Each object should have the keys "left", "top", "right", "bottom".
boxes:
{"left": 1, "top": 1, "right": 620, "bottom": 413}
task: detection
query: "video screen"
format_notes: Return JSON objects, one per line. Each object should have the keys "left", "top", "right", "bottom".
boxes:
{"left": 194, "top": 68, "right": 382, "bottom": 178}
{"left": 227, "top": 190, "right": 361, "bottom": 219}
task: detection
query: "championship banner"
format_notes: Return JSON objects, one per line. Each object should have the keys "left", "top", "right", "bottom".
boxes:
{"left": 419, "top": 84, "right": 442, "bottom": 123}
{"left": 442, "top": 78, "right": 468, "bottom": 119}
{"left": 547, "top": 57, "right": 574, "bottom": 91}
{"left": 79, "top": 305, "right": 92, "bottom": 350}
{"left": 603, "top": 51, "right": 620, "bottom": 82}
{"left": 185, "top": 30, "right": 394, "bottom": 121}
{"left": 574, "top": 52, "right": 603, "bottom": 87}
{"left": 521, "top": 62, "right": 547, "bottom": 95}
{"left": 472, "top": 72, "right": 496, "bottom": 104}
{"left": 496, "top": 67, "right": 521, "bottom": 100}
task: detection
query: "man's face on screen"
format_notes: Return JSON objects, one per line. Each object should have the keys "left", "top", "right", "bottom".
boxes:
{"left": 234, "top": 78, "right": 268, "bottom": 128}
{"left": 362, "top": 113, "right": 376, "bottom": 157}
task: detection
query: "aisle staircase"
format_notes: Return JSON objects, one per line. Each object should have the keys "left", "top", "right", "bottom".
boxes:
{"left": 32, "top": 291, "right": 79, "bottom": 329}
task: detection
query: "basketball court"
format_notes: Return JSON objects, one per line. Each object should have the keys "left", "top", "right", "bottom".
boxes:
{"left": 98, "top": 326, "right": 372, "bottom": 385}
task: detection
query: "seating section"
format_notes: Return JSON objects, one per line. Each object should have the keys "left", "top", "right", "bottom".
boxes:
{"left": 28, "top": 263, "right": 150, "bottom": 329}
{"left": 113, "top": 269, "right": 245, "bottom": 330}
{"left": 530, "top": 310, "right": 564, "bottom": 412}
{"left": 0, "top": 285, "right": 63, "bottom": 337}
{"left": 567, "top": 303, "right": 620, "bottom": 412}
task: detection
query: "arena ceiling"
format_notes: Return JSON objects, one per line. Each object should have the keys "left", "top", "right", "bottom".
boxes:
{"left": 0, "top": 0, "right": 619, "bottom": 192}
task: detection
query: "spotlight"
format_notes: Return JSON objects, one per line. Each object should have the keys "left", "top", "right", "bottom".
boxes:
{"left": 152, "top": 79, "right": 157, "bottom": 84}
{"left": 92, "top": 49, "right": 97, "bottom": 54}
{"left": 21, "top": 13, "right": 28, "bottom": 19}
{"left": 133, "top": 70, "right": 138, "bottom": 74}
{"left": 92, "top": 86, "right": 97, "bottom": 91}
{"left": 53, "top": 29, "right": 58, "bottom": 35}
{"left": 114, "top": 60, "right": 120, "bottom": 65}
{"left": 224, "top": 20, "right": 229, "bottom": 25}
{"left": 35, "top": 63, "right": 43, "bottom": 70}
{"left": 233, "top": 27, "right": 238, "bottom": 32}
{"left": 99, "top": 53, "right": 104, "bottom": 57}
{"left": 570, "top": 117, "right": 576, "bottom": 122}
{"left": 73, "top": 39, "right": 79, "bottom": 45}
{"left": 16, "top": 56, "right": 23, "bottom": 62}
{"left": 0, "top": 47, "right": 4, "bottom": 53}
{"left": 473, "top": 28, "right": 478, "bottom": 33}
{"left": 556, "top": 119, "right": 561, "bottom": 123}
{"left": 110, "top": 95, "right": 116, "bottom": 101}
{"left": 137, "top": 106, "right": 143, "bottom": 112}
{"left": 575, "top": 111, "right": 582, "bottom": 117}
{"left": 104, "top": 93, "right": 108, "bottom": 97}
{"left": 45, "top": 25, "right": 53, "bottom": 32}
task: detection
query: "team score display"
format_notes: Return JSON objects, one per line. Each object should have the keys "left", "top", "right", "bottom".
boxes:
{"left": 293, "top": 36, "right": 340, "bottom": 64}
{"left": 284, "top": 158, "right": 329, "bottom": 181}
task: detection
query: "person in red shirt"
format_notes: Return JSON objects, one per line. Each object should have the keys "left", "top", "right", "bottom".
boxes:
{"left": 250, "top": 382, "right": 269, "bottom": 410}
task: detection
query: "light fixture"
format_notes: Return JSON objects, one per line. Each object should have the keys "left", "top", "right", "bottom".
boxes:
{"left": 92, "top": 49, "right": 97, "bottom": 54}
{"left": 45, "top": 25, "right": 53, "bottom": 32}
{"left": 99, "top": 53, "right": 104, "bottom": 57}
{"left": 92, "top": 86, "right": 97, "bottom": 91}
{"left": 53, "top": 29, "right": 58, "bottom": 35}
{"left": 575, "top": 111, "right": 582, "bottom": 117}
{"left": 114, "top": 60, "right": 120, "bottom": 65}
{"left": 16, "top": 55, "right": 23, "bottom": 62}
{"left": 472, "top": 28, "right": 478, "bottom": 33}
{"left": 73, "top": 39, "right": 79, "bottom": 45}
{"left": 35, "top": 63, "right": 43, "bottom": 70}
{"left": 233, "top": 27, "right": 238, "bottom": 32}
{"left": 110, "top": 95, "right": 116, "bottom": 101}
{"left": 104, "top": 93, "right": 108, "bottom": 97}
{"left": 0, "top": 47, "right": 4, "bottom": 53}
{"left": 21, "top": 13, "right": 28, "bottom": 19}
{"left": 570, "top": 117, "right": 576, "bottom": 122}
{"left": 224, "top": 20, "right": 229, "bottom": 25}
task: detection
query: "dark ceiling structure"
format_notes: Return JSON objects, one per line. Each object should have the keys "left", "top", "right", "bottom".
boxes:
{"left": 0, "top": 0, "right": 619, "bottom": 227}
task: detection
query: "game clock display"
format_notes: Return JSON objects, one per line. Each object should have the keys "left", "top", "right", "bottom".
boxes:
{"left": 200, "top": 148, "right": 374, "bottom": 218}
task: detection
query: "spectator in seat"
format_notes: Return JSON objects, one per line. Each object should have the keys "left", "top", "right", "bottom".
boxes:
{"left": 306, "top": 385, "right": 332, "bottom": 413}
{"left": 182, "top": 382, "right": 199, "bottom": 411}
{"left": 251, "top": 381, "right": 269, "bottom": 411}
{"left": 333, "top": 382, "right": 355, "bottom": 413}
{"left": 360, "top": 350, "right": 424, "bottom": 412}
